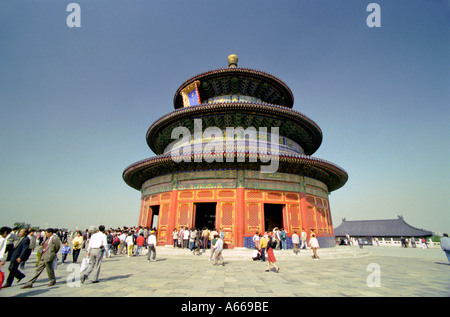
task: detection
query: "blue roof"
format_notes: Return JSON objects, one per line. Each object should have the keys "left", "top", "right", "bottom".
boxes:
{"left": 334, "top": 216, "right": 433, "bottom": 237}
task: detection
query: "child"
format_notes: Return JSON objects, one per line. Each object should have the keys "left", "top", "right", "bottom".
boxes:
{"left": 61, "top": 241, "right": 71, "bottom": 264}
{"left": 252, "top": 248, "right": 261, "bottom": 261}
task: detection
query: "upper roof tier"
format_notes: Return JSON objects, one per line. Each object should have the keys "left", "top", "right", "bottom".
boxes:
{"left": 173, "top": 55, "right": 294, "bottom": 109}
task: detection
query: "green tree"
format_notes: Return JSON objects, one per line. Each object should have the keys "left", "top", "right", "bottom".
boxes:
{"left": 13, "top": 222, "right": 31, "bottom": 231}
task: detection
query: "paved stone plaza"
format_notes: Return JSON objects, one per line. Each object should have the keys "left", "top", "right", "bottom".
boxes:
{"left": 1, "top": 245, "right": 449, "bottom": 298}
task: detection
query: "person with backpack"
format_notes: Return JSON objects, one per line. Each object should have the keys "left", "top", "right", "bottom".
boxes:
{"left": 112, "top": 234, "right": 120, "bottom": 255}
{"left": 135, "top": 233, "right": 145, "bottom": 256}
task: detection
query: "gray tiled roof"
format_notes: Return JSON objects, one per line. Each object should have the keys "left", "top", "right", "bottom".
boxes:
{"left": 334, "top": 216, "right": 433, "bottom": 237}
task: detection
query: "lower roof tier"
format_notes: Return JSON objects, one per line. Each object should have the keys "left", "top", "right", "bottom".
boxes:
{"left": 123, "top": 152, "right": 348, "bottom": 193}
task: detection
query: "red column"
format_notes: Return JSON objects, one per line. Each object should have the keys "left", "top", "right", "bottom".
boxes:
{"left": 165, "top": 189, "right": 178, "bottom": 246}
{"left": 235, "top": 187, "right": 245, "bottom": 247}
{"left": 299, "top": 192, "right": 308, "bottom": 237}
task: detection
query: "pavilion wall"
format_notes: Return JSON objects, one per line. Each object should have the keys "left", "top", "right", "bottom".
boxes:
{"left": 137, "top": 170, "right": 335, "bottom": 248}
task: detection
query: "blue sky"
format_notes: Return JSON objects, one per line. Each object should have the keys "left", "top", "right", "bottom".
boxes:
{"left": 0, "top": 1, "right": 448, "bottom": 233}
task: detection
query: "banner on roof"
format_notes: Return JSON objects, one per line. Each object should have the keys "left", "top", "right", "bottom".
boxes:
{"left": 181, "top": 80, "right": 201, "bottom": 107}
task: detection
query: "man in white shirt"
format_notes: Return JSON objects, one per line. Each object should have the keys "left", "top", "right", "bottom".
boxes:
{"left": 147, "top": 231, "right": 157, "bottom": 262}
{"left": 292, "top": 231, "right": 300, "bottom": 255}
{"left": 118, "top": 231, "right": 126, "bottom": 254}
{"left": 213, "top": 235, "right": 225, "bottom": 266}
{"left": 81, "top": 225, "right": 107, "bottom": 284}
{"left": 300, "top": 229, "right": 308, "bottom": 250}
{"left": 183, "top": 227, "right": 189, "bottom": 249}
{"left": 253, "top": 232, "right": 260, "bottom": 249}
{"left": 5, "top": 227, "right": 19, "bottom": 261}
{"left": 0, "top": 227, "right": 12, "bottom": 266}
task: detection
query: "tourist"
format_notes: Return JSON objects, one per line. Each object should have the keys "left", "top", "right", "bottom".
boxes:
{"left": 253, "top": 231, "right": 260, "bottom": 249}
{"left": 106, "top": 230, "right": 113, "bottom": 258}
{"left": 35, "top": 230, "right": 41, "bottom": 246}
{"left": 119, "top": 230, "right": 127, "bottom": 254}
{"left": 252, "top": 248, "right": 261, "bottom": 261}
{"left": 61, "top": 241, "right": 71, "bottom": 264}
{"left": 213, "top": 235, "right": 225, "bottom": 266}
{"left": 280, "top": 228, "right": 287, "bottom": 250}
{"left": 265, "top": 236, "right": 280, "bottom": 273}
{"left": 209, "top": 228, "right": 218, "bottom": 249}
{"left": 202, "top": 227, "right": 209, "bottom": 249}
{"left": 4, "top": 228, "right": 30, "bottom": 288}
{"left": 172, "top": 228, "right": 178, "bottom": 248}
{"left": 21, "top": 228, "right": 61, "bottom": 288}
{"left": 5, "top": 227, "right": 19, "bottom": 261}
{"left": 134, "top": 233, "right": 145, "bottom": 256}
{"left": 345, "top": 234, "right": 351, "bottom": 246}
{"left": 111, "top": 233, "right": 120, "bottom": 255}
{"left": 300, "top": 229, "right": 308, "bottom": 249}
{"left": 440, "top": 233, "right": 450, "bottom": 264}
{"left": 273, "top": 228, "right": 281, "bottom": 250}
{"left": 193, "top": 232, "right": 202, "bottom": 255}
{"left": 209, "top": 234, "right": 218, "bottom": 261}
{"left": 292, "top": 231, "right": 299, "bottom": 255}
{"left": 259, "top": 233, "right": 267, "bottom": 262}
{"left": 126, "top": 232, "right": 134, "bottom": 257}
{"left": 0, "top": 227, "right": 12, "bottom": 267}
{"left": 19, "top": 228, "right": 36, "bottom": 269}
{"left": 143, "top": 227, "right": 149, "bottom": 247}
{"left": 373, "top": 237, "right": 380, "bottom": 246}
{"left": 309, "top": 233, "right": 320, "bottom": 260}
{"left": 421, "top": 237, "right": 429, "bottom": 249}
{"left": 183, "top": 227, "right": 189, "bottom": 249}
{"left": 400, "top": 236, "right": 407, "bottom": 248}
{"left": 189, "top": 228, "right": 197, "bottom": 251}
{"left": 72, "top": 231, "right": 83, "bottom": 263}
{"left": 81, "top": 225, "right": 107, "bottom": 284}
{"left": 82, "top": 229, "right": 89, "bottom": 249}
{"left": 357, "top": 237, "right": 364, "bottom": 249}
{"left": 147, "top": 230, "right": 157, "bottom": 262}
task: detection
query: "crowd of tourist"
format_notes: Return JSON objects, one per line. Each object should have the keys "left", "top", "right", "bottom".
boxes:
{"left": 1, "top": 224, "right": 448, "bottom": 290}
{"left": 0, "top": 224, "right": 229, "bottom": 289}
{"left": 251, "top": 228, "right": 317, "bottom": 261}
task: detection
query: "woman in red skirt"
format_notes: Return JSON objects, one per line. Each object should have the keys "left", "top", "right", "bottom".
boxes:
{"left": 265, "top": 236, "right": 280, "bottom": 273}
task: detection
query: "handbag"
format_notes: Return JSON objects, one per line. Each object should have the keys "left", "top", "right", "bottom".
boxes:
{"left": 52, "top": 258, "right": 58, "bottom": 270}
{"left": 80, "top": 256, "right": 89, "bottom": 272}
{"left": 0, "top": 268, "right": 4, "bottom": 290}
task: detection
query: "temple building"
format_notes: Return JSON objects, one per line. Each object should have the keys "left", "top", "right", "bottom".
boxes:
{"left": 334, "top": 216, "right": 433, "bottom": 242}
{"left": 123, "top": 55, "right": 348, "bottom": 248}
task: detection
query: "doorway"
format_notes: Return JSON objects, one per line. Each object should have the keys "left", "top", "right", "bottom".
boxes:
{"left": 150, "top": 205, "right": 159, "bottom": 229}
{"left": 264, "top": 204, "right": 284, "bottom": 231}
{"left": 194, "top": 203, "right": 217, "bottom": 229}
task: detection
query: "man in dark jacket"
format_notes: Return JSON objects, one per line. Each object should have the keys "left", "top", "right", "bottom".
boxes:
{"left": 3, "top": 228, "right": 30, "bottom": 287}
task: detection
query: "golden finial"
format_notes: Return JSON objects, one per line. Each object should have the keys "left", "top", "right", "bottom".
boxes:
{"left": 228, "top": 54, "right": 238, "bottom": 68}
